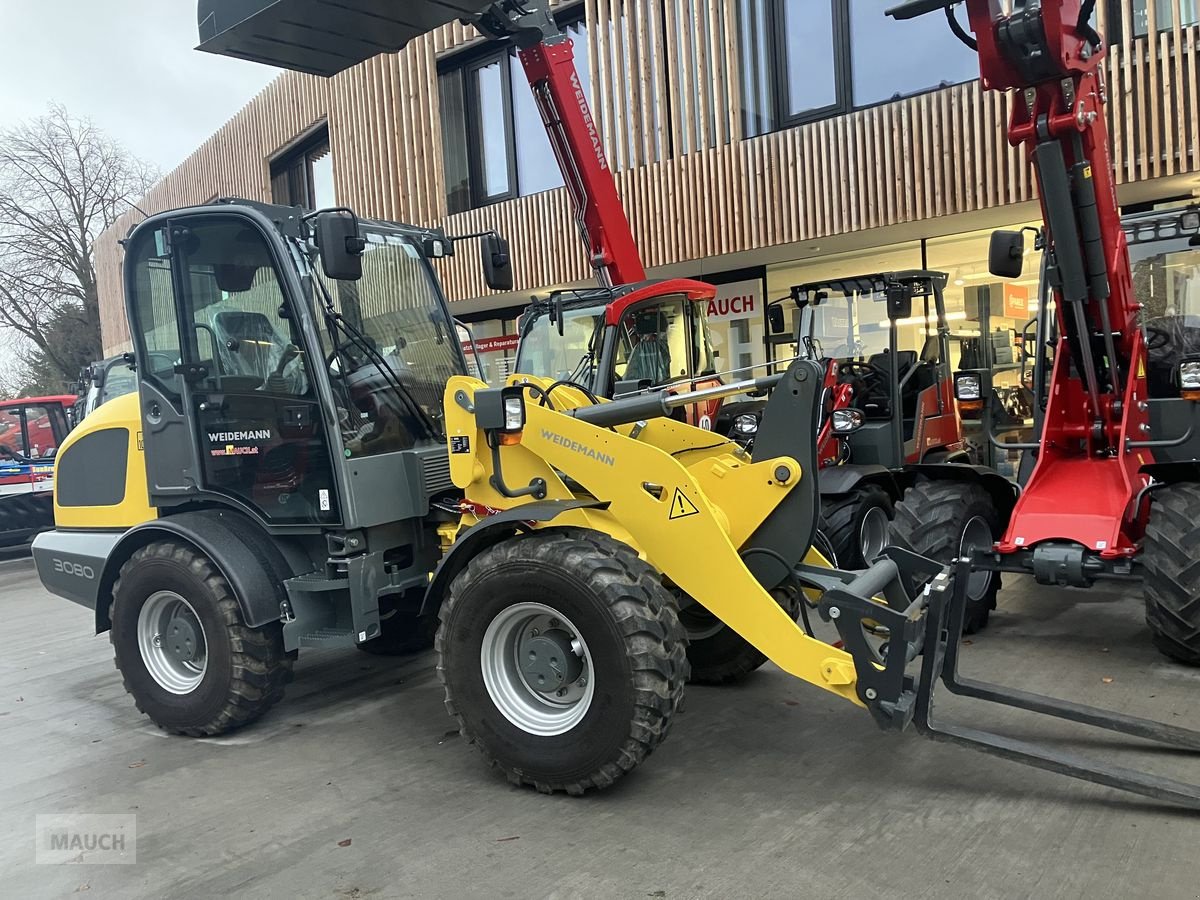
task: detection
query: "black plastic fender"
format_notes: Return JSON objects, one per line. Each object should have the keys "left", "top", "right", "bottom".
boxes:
{"left": 421, "top": 499, "right": 609, "bottom": 616}
{"left": 818, "top": 464, "right": 902, "bottom": 501}
{"left": 96, "top": 509, "right": 308, "bottom": 633}
{"left": 901, "top": 462, "right": 1020, "bottom": 525}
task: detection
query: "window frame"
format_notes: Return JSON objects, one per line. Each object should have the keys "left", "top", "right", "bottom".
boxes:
{"left": 462, "top": 51, "right": 519, "bottom": 209}
{"left": 748, "top": 0, "right": 982, "bottom": 136}
{"left": 437, "top": 6, "right": 587, "bottom": 212}
{"left": 269, "top": 124, "right": 332, "bottom": 209}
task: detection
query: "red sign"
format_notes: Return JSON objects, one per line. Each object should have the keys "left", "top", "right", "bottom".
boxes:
{"left": 1003, "top": 284, "right": 1030, "bottom": 319}
{"left": 463, "top": 334, "right": 520, "bottom": 355}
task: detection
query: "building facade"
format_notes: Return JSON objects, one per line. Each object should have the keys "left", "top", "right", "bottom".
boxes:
{"left": 98, "top": 0, "right": 1200, "bottom": 414}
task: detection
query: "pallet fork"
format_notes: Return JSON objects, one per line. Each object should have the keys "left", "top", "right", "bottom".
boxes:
{"left": 811, "top": 551, "right": 1200, "bottom": 808}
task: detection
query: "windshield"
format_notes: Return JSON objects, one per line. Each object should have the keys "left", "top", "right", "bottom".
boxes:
{"left": 516, "top": 303, "right": 607, "bottom": 386}
{"left": 1130, "top": 232, "right": 1200, "bottom": 398}
{"left": 311, "top": 227, "right": 465, "bottom": 449}
{"left": 801, "top": 291, "right": 891, "bottom": 360}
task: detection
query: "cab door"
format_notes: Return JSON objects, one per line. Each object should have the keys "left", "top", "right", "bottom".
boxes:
{"left": 126, "top": 213, "right": 339, "bottom": 526}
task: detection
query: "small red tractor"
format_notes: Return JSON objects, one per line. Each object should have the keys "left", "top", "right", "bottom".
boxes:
{"left": 0, "top": 395, "right": 75, "bottom": 544}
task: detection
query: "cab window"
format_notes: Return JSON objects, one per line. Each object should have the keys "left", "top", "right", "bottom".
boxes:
{"left": 613, "top": 298, "right": 690, "bottom": 384}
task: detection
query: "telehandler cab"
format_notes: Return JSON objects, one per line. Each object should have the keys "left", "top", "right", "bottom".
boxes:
{"left": 30, "top": 0, "right": 1200, "bottom": 808}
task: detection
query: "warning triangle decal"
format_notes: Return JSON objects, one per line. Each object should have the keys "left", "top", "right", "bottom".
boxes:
{"left": 669, "top": 487, "right": 701, "bottom": 520}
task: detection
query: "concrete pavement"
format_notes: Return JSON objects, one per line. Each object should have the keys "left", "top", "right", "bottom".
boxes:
{"left": 2, "top": 553, "right": 1198, "bottom": 899}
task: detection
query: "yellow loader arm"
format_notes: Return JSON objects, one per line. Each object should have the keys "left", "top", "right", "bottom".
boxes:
{"left": 444, "top": 370, "right": 863, "bottom": 705}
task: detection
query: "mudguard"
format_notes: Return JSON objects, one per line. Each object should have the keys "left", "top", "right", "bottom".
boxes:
{"left": 94, "top": 509, "right": 308, "bottom": 634}
{"left": 818, "top": 464, "right": 901, "bottom": 500}
{"left": 421, "top": 499, "right": 609, "bottom": 616}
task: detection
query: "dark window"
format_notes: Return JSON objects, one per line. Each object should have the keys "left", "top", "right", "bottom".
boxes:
{"left": 848, "top": 0, "right": 977, "bottom": 107}
{"left": 270, "top": 127, "right": 334, "bottom": 209}
{"left": 740, "top": 0, "right": 979, "bottom": 137}
{"left": 439, "top": 20, "right": 589, "bottom": 212}
{"left": 1126, "top": 0, "right": 1199, "bottom": 36}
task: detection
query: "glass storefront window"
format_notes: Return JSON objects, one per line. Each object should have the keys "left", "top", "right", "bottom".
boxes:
{"left": 927, "top": 224, "right": 1044, "bottom": 475}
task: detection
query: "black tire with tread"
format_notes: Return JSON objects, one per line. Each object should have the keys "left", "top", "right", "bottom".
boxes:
{"left": 681, "top": 588, "right": 799, "bottom": 685}
{"left": 110, "top": 540, "right": 293, "bottom": 736}
{"left": 821, "top": 485, "right": 895, "bottom": 570}
{"left": 888, "top": 477, "right": 1000, "bottom": 634}
{"left": 1143, "top": 482, "right": 1200, "bottom": 666}
{"left": 436, "top": 528, "right": 688, "bottom": 795}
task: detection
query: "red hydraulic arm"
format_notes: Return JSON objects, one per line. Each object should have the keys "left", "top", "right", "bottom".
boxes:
{"left": 891, "top": 0, "right": 1145, "bottom": 558}
{"left": 475, "top": 2, "right": 647, "bottom": 288}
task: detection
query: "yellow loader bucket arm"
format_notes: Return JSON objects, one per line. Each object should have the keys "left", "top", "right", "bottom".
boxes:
{"left": 445, "top": 367, "right": 864, "bottom": 705}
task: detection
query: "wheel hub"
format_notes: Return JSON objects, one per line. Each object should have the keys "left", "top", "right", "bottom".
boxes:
{"left": 519, "top": 629, "right": 583, "bottom": 692}
{"left": 136, "top": 590, "right": 208, "bottom": 695}
{"left": 480, "top": 603, "right": 595, "bottom": 736}
{"left": 163, "top": 616, "right": 201, "bottom": 664}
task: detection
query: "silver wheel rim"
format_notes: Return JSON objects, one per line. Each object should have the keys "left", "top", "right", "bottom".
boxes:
{"left": 960, "top": 516, "right": 995, "bottom": 602}
{"left": 859, "top": 505, "right": 890, "bottom": 563}
{"left": 480, "top": 602, "right": 595, "bottom": 736}
{"left": 136, "top": 591, "right": 208, "bottom": 694}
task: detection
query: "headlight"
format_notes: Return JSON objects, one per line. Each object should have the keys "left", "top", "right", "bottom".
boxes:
{"left": 733, "top": 414, "right": 759, "bottom": 435}
{"left": 955, "top": 372, "right": 982, "bottom": 402}
{"left": 1179, "top": 359, "right": 1200, "bottom": 393}
{"left": 503, "top": 395, "right": 526, "bottom": 431}
{"left": 1183, "top": 211, "right": 1200, "bottom": 232}
{"left": 831, "top": 408, "right": 865, "bottom": 433}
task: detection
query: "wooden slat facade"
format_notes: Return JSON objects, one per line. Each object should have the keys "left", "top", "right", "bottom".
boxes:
{"left": 97, "top": 1, "right": 1200, "bottom": 352}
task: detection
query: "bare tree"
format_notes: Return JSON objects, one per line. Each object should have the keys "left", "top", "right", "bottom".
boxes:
{"left": 0, "top": 104, "right": 157, "bottom": 388}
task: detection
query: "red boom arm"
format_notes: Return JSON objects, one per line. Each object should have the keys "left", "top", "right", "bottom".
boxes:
{"left": 894, "top": 0, "right": 1147, "bottom": 557}
{"left": 476, "top": 3, "right": 647, "bottom": 288}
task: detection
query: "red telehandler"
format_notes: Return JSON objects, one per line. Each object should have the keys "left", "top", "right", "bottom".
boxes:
{"left": 897, "top": 0, "right": 1200, "bottom": 666}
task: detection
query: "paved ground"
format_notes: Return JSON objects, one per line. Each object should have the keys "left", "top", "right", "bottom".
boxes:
{"left": 2, "top": 551, "right": 1199, "bottom": 900}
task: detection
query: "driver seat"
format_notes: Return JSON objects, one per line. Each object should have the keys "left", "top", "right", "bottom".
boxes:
{"left": 624, "top": 311, "right": 672, "bottom": 384}
{"left": 212, "top": 311, "right": 306, "bottom": 394}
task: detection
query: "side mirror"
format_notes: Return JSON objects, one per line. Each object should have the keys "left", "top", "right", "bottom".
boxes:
{"left": 767, "top": 303, "right": 786, "bottom": 334}
{"left": 314, "top": 211, "right": 365, "bottom": 281}
{"left": 885, "top": 284, "right": 913, "bottom": 320}
{"left": 989, "top": 230, "right": 1025, "bottom": 278}
{"left": 482, "top": 233, "right": 514, "bottom": 292}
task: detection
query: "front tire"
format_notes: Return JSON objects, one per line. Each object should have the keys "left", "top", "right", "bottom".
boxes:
{"left": 437, "top": 528, "right": 688, "bottom": 794}
{"left": 821, "top": 485, "right": 894, "bottom": 569}
{"left": 109, "top": 541, "right": 293, "bottom": 736}
{"left": 888, "top": 478, "right": 1000, "bottom": 634}
{"left": 1143, "top": 483, "right": 1200, "bottom": 666}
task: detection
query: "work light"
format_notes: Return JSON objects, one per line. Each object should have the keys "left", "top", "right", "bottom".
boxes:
{"left": 830, "top": 408, "right": 865, "bottom": 433}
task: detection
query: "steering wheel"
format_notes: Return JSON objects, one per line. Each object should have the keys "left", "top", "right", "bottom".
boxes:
{"left": 1144, "top": 325, "right": 1172, "bottom": 353}
{"left": 838, "top": 360, "right": 885, "bottom": 384}
{"left": 145, "top": 352, "right": 177, "bottom": 374}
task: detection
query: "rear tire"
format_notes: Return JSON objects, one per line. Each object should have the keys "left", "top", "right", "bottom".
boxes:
{"left": 1143, "top": 483, "right": 1200, "bottom": 666}
{"left": 357, "top": 595, "right": 437, "bottom": 656}
{"left": 680, "top": 588, "right": 799, "bottom": 685}
{"left": 109, "top": 541, "right": 293, "bottom": 736}
{"left": 888, "top": 478, "right": 1000, "bottom": 634}
{"left": 821, "top": 486, "right": 894, "bottom": 569}
{"left": 437, "top": 528, "right": 688, "bottom": 794}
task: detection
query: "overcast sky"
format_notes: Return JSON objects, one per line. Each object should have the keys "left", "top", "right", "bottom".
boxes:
{"left": 0, "top": 2, "right": 279, "bottom": 174}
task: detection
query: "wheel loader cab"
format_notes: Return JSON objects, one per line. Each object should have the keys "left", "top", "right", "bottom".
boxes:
{"left": 122, "top": 200, "right": 466, "bottom": 529}
{"left": 792, "top": 272, "right": 958, "bottom": 467}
